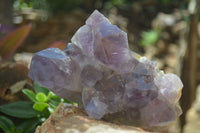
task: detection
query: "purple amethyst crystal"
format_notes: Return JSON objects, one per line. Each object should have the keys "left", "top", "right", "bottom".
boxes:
{"left": 29, "top": 48, "right": 82, "bottom": 103}
{"left": 29, "top": 10, "right": 183, "bottom": 130}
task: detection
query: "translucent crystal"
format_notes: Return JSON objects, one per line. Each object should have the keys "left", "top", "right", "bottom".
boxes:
{"left": 29, "top": 48, "right": 82, "bottom": 103}
{"left": 81, "top": 65, "right": 103, "bottom": 87}
{"left": 29, "top": 10, "right": 183, "bottom": 130}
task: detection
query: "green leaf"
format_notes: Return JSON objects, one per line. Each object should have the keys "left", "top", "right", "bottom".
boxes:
{"left": 37, "top": 108, "right": 50, "bottom": 118}
{"left": 50, "top": 93, "right": 61, "bottom": 101}
{"left": 0, "top": 24, "right": 31, "bottom": 60}
{"left": 22, "top": 89, "right": 37, "bottom": 102}
{"left": 49, "top": 99, "right": 60, "bottom": 107}
{"left": 0, "top": 101, "right": 37, "bottom": 118}
{"left": 15, "top": 128, "right": 23, "bottom": 133}
{"left": 47, "top": 91, "right": 60, "bottom": 101}
{"left": 47, "top": 91, "right": 53, "bottom": 101}
{"left": 0, "top": 116, "right": 15, "bottom": 133}
{"left": 16, "top": 118, "right": 40, "bottom": 133}
{"left": 63, "top": 99, "right": 77, "bottom": 105}
{"left": 36, "top": 93, "right": 47, "bottom": 102}
{"left": 34, "top": 82, "right": 49, "bottom": 95}
{"left": 10, "top": 126, "right": 23, "bottom": 133}
{"left": 63, "top": 98, "right": 72, "bottom": 104}
{"left": 33, "top": 102, "right": 49, "bottom": 112}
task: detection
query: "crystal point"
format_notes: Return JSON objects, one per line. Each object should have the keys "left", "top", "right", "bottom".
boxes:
{"left": 86, "top": 10, "right": 107, "bottom": 27}
{"left": 29, "top": 48, "right": 82, "bottom": 103}
{"left": 29, "top": 10, "right": 183, "bottom": 130}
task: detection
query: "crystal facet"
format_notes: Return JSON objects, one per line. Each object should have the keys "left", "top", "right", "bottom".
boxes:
{"left": 29, "top": 10, "right": 183, "bottom": 130}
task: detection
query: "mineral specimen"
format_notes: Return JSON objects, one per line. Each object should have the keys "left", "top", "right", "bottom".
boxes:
{"left": 29, "top": 10, "right": 183, "bottom": 130}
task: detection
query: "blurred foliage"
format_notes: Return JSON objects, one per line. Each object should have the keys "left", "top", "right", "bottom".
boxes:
{"left": 13, "top": 0, "right": 33, "bottom": 10}
{"left": 0, "top": 23, "right": 67, "bottom": 60}
{"left": 0, "top": 82, "right": 75, "bottom": 133}
{"left": 0, "top": 116, "right": 23, "bottom": 133}
{"left": 104, "top": 0, "right": 130, "bottom": 9}
{"left": 13, "top": 0, "right": 83, "bottom": 13}
{"left": 0, "top": 24, "right": 31, "bottom": 60}
{"left": 46, "top": 0, "right": 83, "bottom": 12}
{"left": 106, "top": 0, "right": 130, "bottom": 6}
{"left": 49, "top": 40, "right": 66, "bottom": 50}
{"left": 13, "top": 0, "right": 189, "bottom": 14}
{"left": 140, "top": 29, "right": 160, "bottom": 47}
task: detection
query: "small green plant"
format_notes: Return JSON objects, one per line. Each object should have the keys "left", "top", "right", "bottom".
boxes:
{"left": 0, "top": 82, "right": 75, "bottom": 133}
{"left": 140, "top": 29, "right": 160, "bottom": 47}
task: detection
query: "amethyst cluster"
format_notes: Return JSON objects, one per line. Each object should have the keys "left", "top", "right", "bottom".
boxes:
{"left": 29, "top": 10, "right": 183, "bottom": 129}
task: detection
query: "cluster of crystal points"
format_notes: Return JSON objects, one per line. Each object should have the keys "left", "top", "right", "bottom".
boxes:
{"left": 29, "top": 10, "right": 183, "bottom": 129}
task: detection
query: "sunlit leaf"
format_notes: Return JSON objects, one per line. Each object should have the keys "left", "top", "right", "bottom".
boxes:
{"left": 0, "top": 24, "right": 32, "bottom": 59}
{"left": 36, "top": 92, "right": 47, "bottom": 102}
{"left": 48, "top": 92, "right": 60, "bottom": 101}
{"left": 33, "top": 102, "right": 49, "bottom": 112}
{"left": 22, "top": 89, "right": 37, "bottom": 102}
{"left": 49, "top": 40, "right": 66, "bottom": 50}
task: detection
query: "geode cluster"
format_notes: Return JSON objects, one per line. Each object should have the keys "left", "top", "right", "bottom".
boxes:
{"left": 29, "top": 10, "right": 183, "bottom": 129}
